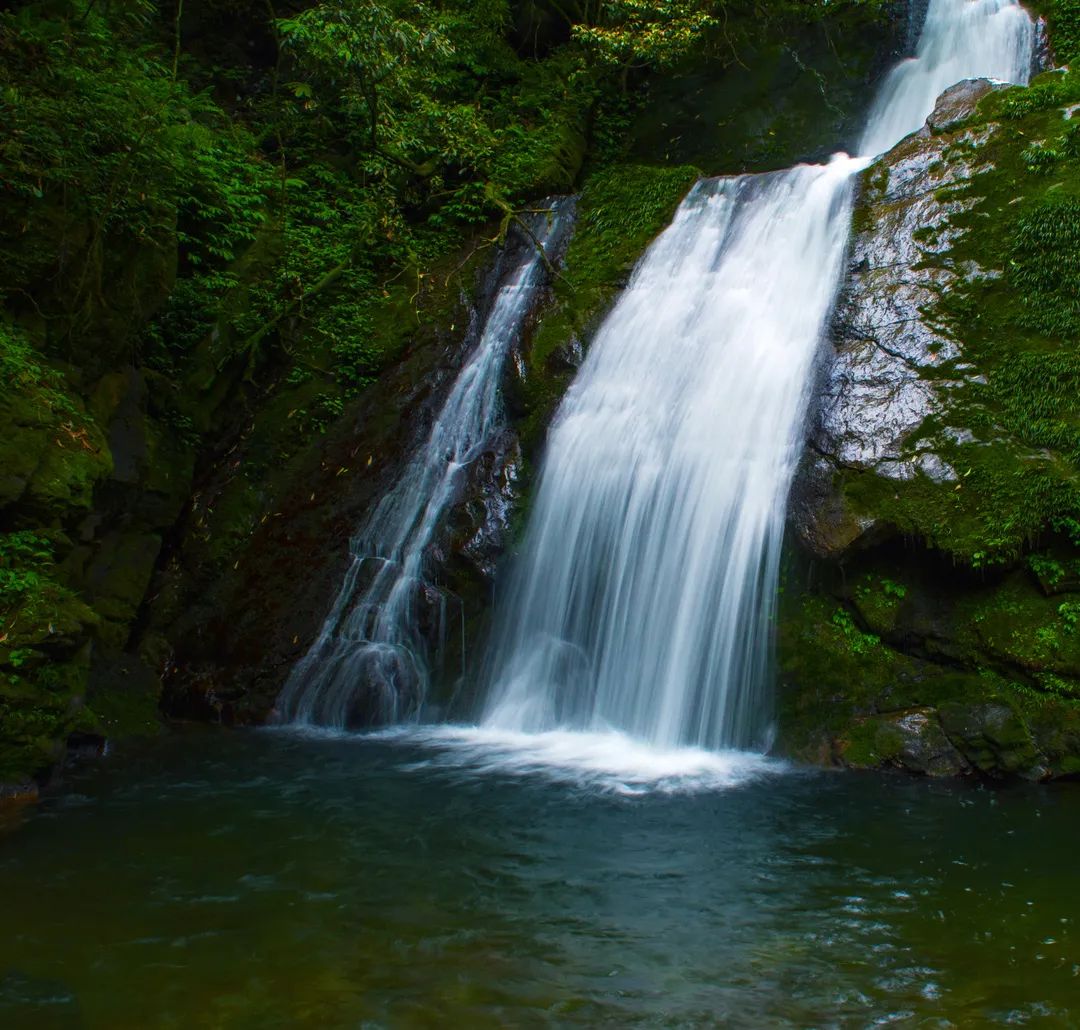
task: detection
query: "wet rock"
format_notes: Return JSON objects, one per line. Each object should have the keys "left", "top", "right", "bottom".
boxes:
{"left": 879, "top": 707, "right": 969, "bottom": 777}
{"left": 545, "top": 334, "right": 585, "bottom": 374}
{"left": 453, "top": 430, "right": 523, "bottom": 585}
{"left": 157, "top": 211, "right": 574, "bottom": 723}
{"left": 64, "top": 732, "right": 107, "bottom": 761}
{"left": 794, "top": 80, "right": 1003, "bottom": 557}
{"left": 925, "top": 78, "right": 1003, "bottom": 133}
{"left": 83, "top": 530, "right": 163, "bottom": 648}
{"left": 94, "top": 367, "right": 150, "bottom": 485}
{"left": 0, "top": 782, "right": 39, "bottom": 806}
{"left": 789, "top": 455, "right": 880, "bottom": 556}
{"left": 1035, "top": 17, "right": 1054, "bottom": 73}
{"left": 939, "top": 702, "right": 1046, "bottom": 779}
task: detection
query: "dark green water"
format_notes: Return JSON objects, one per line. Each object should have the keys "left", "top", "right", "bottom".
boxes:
{"left": 1, "top": 728, "right": 1078, "bottom": 1028}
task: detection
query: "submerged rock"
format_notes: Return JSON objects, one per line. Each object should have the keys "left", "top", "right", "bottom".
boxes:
{"left": 0, "top": 782, "right": 39, "bottom": 806}
{"left": 926, "top": 77, "right": 1002, "bottom": 132}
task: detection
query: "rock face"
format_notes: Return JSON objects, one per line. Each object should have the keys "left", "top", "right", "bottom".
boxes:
{"left": 794, "top": 79, "right": 1004, "bottom": 556}
{"left": 780, "top": 72, "right": 1080, "bottom": 781}
{"left": 876, "top": 707, "right": 970, "bottom": 778}
{"left": 0, "top": 350, "right": 196, "bottom": 786}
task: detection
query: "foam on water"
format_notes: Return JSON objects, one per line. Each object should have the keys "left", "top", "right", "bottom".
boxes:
{"left": 383, "top": 725, "right": 786, "bottom": 795}
{"left": 278, "top": 723, "right": 783, "bottom": 795}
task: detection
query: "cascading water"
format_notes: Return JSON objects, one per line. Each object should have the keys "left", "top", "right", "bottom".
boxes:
{"left": 482, "top": 164, "right": 860, "bottom": 751}
{"left": 859, "top": 0, "right": 1035, "bottom": 159}
{"left": 277, "top": 201, "right": 571, "bottom": 728}
{"left": 477, "top": 0, "right": 1034, "bottom": 756}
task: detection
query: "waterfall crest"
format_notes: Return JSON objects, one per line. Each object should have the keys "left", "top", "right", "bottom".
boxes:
{"left": 277, "top": 201, "right": 571, "bottom": 728}
{"left": 478, "top": 0, "right": 1034, "bottom": 752}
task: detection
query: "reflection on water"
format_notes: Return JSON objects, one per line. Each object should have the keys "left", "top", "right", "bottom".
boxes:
{"left": 1, "top": 728, "right": 1077, "bottom": 1027}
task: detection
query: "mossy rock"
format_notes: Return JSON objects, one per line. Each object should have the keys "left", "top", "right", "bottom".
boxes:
{"left": 938, "top": 701, "right": 1043, "bottom": 778}
{"left": 776, "top": 565, "right": 1080, "bottom": 779}
{"left": 0, "top": 647, "right": 93, "bottom": 787}
{"left": 838, "top": 708, "right": 969, "bottom": 777}
{"left": 0, "top": 393, "right": 54, "bottom": 508}
{"left": 834, "top": 68, "right": 1080, "bottom": 565}
{"left": 780, "top": 52, "right": 1080, "bottom": 780}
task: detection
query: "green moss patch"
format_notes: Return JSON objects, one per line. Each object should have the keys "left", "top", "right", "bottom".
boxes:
{"left": 513, "top": 163, "right": 700, "bottom": 457}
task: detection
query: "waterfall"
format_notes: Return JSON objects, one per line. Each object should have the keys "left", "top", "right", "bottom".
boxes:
{"left": 478, "top": 0, "right": 1034, "bottom": 753}
{"left": 859, "top": 0, "right": 1035, "bottom": 160}
{"left": 277, "top": 201, "right": 571, "bottom": 728}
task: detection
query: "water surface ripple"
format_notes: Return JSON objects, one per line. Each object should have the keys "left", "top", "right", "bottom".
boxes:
{"left": 1, "top": 731, "right": 1077, "bottom": 1027}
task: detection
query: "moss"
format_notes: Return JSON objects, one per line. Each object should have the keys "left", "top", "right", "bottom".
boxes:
{"left": 83, "top": 657, "right": 164, "bottom": 742}
{"left": 938, "top": 699, "right": 1042, "bottom": 776}
{"left": 895, "top": 73, "right": 1080, "bottom": 563}
{"left": 776, "top": 555, "right": 1080, "bottom": 778}
{"left": 850, "top": 573, "right": 909, "bottom": 637}
{"left": 24, "top": 418, "right": 113, "bottom": 517}
{"left": 0, "top": 394, "right": 53, "bottom": 509}
{"left": 0, "top": 322, "right": 114, "bottom": 515}
{"left": 838, "top": 717, "right": 908, "bottom": 768}
{"left": 777, "top": 593, "right": 923, "bottom": 761}
{"left": 827, "top": 72, "right": 1080, "bottom": 566}
{"left": 514, "top": 163, "right": 700, "bottom": 458}
{"left": 0, "top": 551, "right": 99, "bottom": 784}
{"left": 950, "top": 572, "right": 1080, "bottom": 676}
{"left": 533, "top": 163, "right": 700, "bottom": 364}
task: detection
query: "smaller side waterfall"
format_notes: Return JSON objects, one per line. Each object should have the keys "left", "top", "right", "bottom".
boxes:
{"left": 277, "top": 201, "right": 572, "bottom": 728}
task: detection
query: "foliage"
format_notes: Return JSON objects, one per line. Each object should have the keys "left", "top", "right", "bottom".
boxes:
{"left": 831, "top": 606, "right": 880, "bottom": 655}
{"left": 0, "top": 0, "right": 905, "bottom": 785}
{"left": 564, "top": 0, "right": 887, "bottom": 72}
{"left": 0, "top": 4, "right": 268, "bottom": 350}
{"left": 572, "top": 0, "right": 721, "bottom": 68}
{"left": 0, "top": 532, "right": 55, "bottom": 612}
{"left": 0, "top": 322, "right": 77, "bottom": 422}
{"left": 1030, "top": 553, "right": 1066, "bottom": 586}
{"left": 0, "top": 0, "right": 900, "bottom": 397}
{"left": 279, "top": 0, "right": 456, "bottom": 152}
{"left": 1047, "top": 0, "right": 1080, "bottom": 65}
{"left": 1058, "top": 599, "right": 1080, "bottom": 631}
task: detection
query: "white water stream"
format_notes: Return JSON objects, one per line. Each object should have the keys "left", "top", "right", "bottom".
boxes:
{"left": 476, "top": 0, "right": 1035, "bottom": 761}
{"left": 278, "top": 202, "right": 571, "bottom": 727}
